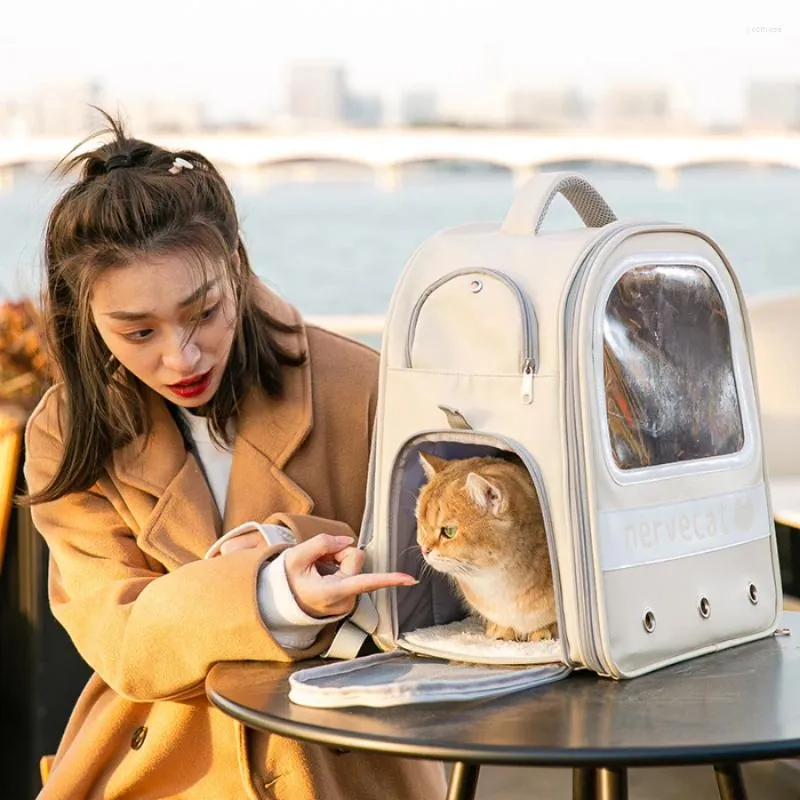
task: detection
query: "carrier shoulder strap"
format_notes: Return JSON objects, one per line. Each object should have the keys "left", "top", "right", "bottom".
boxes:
{"left": 322, "top": 592, "right": 379, "bottom": 659}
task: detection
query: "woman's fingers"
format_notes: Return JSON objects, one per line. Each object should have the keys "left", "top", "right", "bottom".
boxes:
{"left": 284, "top": 534, "right": 353, "bottom": 573}
{"left": 283, "top": 533, "right": 418, "bottom": 618}
{"left": 333, "top": 546, "right": 365, "bottom": 577}
{"left": 333, "top": 571, "right": 418, "bottom": 596}
{"left": 314, "top": 545, "right": 365, "bottom": 576}
{"left": 294, "top": 570, "right": 417, "bottom": 618}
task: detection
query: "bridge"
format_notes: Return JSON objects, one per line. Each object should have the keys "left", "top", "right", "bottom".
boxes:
{"left": 1, "top": 128, "right": 799, "bottom": 190}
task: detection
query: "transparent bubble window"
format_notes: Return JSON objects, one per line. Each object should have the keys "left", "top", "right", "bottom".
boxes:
{"left": 603, "top": 264, "right": 744, "bottom": 470}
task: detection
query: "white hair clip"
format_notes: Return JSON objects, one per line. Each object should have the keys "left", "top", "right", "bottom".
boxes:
{"left": 168, "top": 157, "right": 194, "bottom": 175}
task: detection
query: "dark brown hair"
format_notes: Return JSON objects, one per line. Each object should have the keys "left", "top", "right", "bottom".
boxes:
{"left": 24, "top": 111, "right": 305, "bottom": 505}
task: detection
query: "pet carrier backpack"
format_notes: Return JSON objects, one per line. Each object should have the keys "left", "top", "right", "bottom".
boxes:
{"left": 289, "top": 171, "right": 782, "bottom": 708}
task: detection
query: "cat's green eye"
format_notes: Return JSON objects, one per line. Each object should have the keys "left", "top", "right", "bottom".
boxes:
{"left": 440, "top": 525, "right": 458, "bottom": 540}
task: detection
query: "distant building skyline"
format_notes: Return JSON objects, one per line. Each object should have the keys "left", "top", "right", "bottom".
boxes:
{"left": 745, "top": 81, "right": 800, "bottom": 131}
{"left": 507, "top": 88, "right": 586, "bottom": 130}
{"left": 4, "top": 67, "right": 800, "bottom": 138}
{"left": 287, "top": 62, "right": 348, "bottom": 125}
{"left": 594, "top": 86, "right": 677, "bottom": 133}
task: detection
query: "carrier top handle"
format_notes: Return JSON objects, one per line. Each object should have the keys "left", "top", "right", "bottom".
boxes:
{"left": 501, "top": 171, "right": 617, "bottom": 235}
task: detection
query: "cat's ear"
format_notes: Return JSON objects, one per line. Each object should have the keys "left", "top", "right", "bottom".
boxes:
{"left": 464, "top": 473, "right": 505, "bottom": 516}
{"left": 419, "top": 452, "right": 448, "bottom": 481}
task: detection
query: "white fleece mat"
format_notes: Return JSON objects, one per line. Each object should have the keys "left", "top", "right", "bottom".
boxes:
{"left": 400, "top": 616, "right": 562, "bottom": 665}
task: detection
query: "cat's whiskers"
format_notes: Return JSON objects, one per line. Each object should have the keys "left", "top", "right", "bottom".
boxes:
{"left": 428, "top": 553, "right": 479, "bottom": 579}
{"left": 417, "top": 560, "right": 436, "bottom": 580}
{"left": 453, "top": 561, "right": 480, "bottom": 578}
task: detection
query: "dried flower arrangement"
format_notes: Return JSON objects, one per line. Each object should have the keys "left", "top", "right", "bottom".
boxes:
{"left": 0, "top": 297, "right": 51, "bottom": 570}
{"left": 0, "top": 298, "right": 51, "bottom": 430}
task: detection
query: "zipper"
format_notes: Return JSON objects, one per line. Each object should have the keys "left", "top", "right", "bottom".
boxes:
{"left": 562, "top": 229, "right": 619, "bottom": 673}
{"left": 564, "top": 274, "right": 604, "bottom": 673}
{"left": 404, "top": 267, "right": 538, "bottom": 404}
{"left": 521, "top": 359, "right": 534, "bottom": 404}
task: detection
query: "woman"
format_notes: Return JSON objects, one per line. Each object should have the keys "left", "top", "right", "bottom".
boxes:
{"left": 23, "top": 114, "right": 446, "bottom": 799}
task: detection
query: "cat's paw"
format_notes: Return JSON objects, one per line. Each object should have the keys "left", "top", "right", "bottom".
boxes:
{"left": 525, "top": 622, "right": 559, "bottom": 642}
{"left": 485, "top": 621, "right": 518, "bottom": 641}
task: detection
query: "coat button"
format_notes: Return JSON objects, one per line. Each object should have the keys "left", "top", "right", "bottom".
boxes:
{"left": 131, "top": 726, "right": 148, "bottom": 750}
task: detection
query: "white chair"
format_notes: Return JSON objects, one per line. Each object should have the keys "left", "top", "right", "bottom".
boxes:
{"left": 747, "top": 289, "right": 800, "bottom": 529}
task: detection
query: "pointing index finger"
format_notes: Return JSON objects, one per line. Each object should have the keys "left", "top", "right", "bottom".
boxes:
{"left": 336, "top": 572, "right": 418, "bottom": 599}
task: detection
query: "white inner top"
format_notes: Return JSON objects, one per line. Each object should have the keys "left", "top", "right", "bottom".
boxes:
{"left": 178, "top": 407, "right": 340, "bottom": 649}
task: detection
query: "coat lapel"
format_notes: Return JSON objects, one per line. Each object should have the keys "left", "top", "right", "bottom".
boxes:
{"left": 111, "top": 286, "right": 314, "bottom": 570}
{"left": 112, "top": 390, "right": 222, "bottom": 570}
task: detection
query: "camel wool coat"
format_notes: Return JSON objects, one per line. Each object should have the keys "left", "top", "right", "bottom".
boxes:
{"left": 24, "top": 286, "right": 446, "bottom": 800}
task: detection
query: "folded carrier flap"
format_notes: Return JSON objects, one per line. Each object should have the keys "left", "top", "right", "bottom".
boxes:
{"left": 288, "top": 651, "right": 572, "bottom": 708}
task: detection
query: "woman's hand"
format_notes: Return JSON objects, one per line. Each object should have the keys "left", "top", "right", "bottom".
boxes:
{"left": 283, "top": 534, "right": 417, "bottom": 618}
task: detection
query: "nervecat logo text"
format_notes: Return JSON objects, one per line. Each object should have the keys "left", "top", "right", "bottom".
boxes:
{"left": 624, "top": 504, "right": 732, "bottom": 551}
{"left": 600, "top": 490, "right": 767, "bottom": 572}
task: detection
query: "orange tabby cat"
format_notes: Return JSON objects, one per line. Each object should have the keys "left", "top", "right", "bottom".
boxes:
{"left": 415, "top": 453, "right": 558, "bottom": 642}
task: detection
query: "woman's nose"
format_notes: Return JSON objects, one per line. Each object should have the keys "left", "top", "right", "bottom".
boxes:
{"left": 162, "top": 334, "right": 201, "bottom": 374}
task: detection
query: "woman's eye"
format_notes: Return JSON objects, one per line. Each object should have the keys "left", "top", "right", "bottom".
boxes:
{"left": 193, "top": 303, "right": 220, "bottom": 323}
{"left": 440, "top": 525, "right": 457, "bottom": 540}
{"left": 123, "top": 329, "right": 153, "bottom": 342}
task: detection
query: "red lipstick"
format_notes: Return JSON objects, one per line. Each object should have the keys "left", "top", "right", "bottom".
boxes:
{"left": 168, "top": 370, "right": 212, "bottom": 399}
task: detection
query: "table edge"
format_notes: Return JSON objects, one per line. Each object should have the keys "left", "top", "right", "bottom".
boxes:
{"left": 206, "top": 681, "right": 800, "bottom": 768}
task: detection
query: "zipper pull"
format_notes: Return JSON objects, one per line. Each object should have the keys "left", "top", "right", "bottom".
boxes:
{"left": 774, "top": 626, "right": 792, "bottom": 637}
{"left": 521, "top": 360, "right": 534, "bottom": 404}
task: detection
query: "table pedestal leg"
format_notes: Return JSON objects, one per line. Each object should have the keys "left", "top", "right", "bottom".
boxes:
{"left": 596, "top": 767, "right": 628, "bottom": 800}
{"left": 446, "top": 762, "right": 480, "bottom": 800}
{"left": 572, "top": 767, "right": 597, "bottom": 799}
{"left": 570, "top": 767, "right": 627, "bottom": 800}
{"left": 714, "top": 764, "right": 749, "bottom": 800}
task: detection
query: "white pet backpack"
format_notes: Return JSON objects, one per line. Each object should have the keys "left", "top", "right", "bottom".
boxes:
{"left": 289, "top": 171, "right": 782, "bottom": 708}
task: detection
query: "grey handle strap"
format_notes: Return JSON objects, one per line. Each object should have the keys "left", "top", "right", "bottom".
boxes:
{"left": 501, "top": 171, "right": 617, "bottom": 235}
{"left": 322, "top": 592, "right": 379, "bottom": 659}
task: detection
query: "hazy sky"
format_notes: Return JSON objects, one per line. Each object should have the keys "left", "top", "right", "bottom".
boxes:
{"left": 2, "top": 0, "right": 799, "bottom": 123}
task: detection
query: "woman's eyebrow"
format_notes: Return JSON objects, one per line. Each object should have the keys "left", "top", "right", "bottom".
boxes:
{"left": 102, "top": 280, "right": 219, "bottom": 321}
{"left": 178, "top": 279, "right": 219, "bottom": 308}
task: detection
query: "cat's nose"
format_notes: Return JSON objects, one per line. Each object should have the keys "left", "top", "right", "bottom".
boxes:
{"left": 420, "top": 545, "right": 431, "bottom": 557}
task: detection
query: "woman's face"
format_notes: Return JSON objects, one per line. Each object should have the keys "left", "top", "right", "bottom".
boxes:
{"left": 90, "top": 252, "right": 237, "bottom": 408}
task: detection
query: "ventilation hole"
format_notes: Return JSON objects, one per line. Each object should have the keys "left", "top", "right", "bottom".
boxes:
{"left": 643, "top": 610, "right": 656, "bottom": 633}
{"left": 699, "top": 597, "right": 711, "bottom": 619}
{"left": 748, "top": 583, "right": 758, "bottom": 605}
{"left": 469, "top": 279, "right": 483, "bottom": 293}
